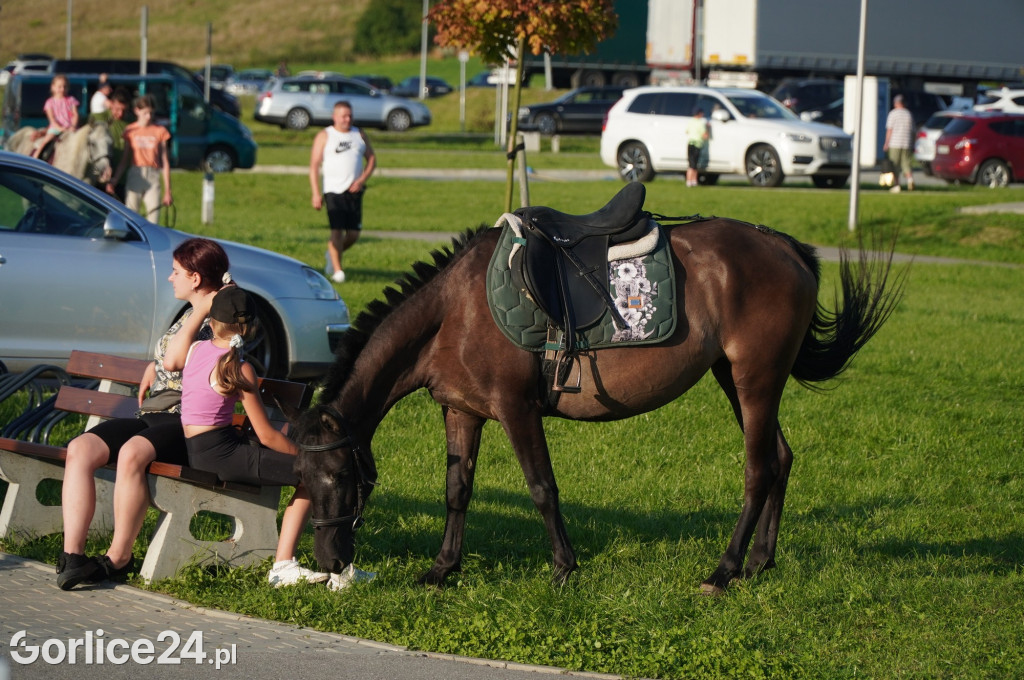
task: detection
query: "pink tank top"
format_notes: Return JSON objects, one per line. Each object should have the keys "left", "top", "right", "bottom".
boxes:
{"left": 180, "top": 341, "right": 239, "bottom": 427}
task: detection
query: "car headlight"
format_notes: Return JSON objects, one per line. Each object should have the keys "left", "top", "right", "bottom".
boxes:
{"left": 782, "top": 132, "right": 813, "bottom": 143}
{"left": 517, "top": 107, "right": 530, "bottom": 118}
{"left": 303, "top": 266, "right": 339, "bottom": 300}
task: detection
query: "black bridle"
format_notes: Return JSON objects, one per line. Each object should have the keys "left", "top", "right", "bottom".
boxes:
{"left": 299, "top": 405, "right": 374, "bottom": 532}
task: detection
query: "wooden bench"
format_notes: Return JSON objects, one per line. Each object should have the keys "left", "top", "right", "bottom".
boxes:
{"left": 0, "top": 351, "right": 312, "bottom": 582}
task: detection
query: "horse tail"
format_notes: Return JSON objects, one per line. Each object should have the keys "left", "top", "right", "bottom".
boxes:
{"left": 790, "top": 233, "right": 906, "bottom": 389}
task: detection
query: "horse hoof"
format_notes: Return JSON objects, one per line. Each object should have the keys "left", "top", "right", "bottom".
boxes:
{"left": 699, "top": 582, "right": 725, "bottom": 596}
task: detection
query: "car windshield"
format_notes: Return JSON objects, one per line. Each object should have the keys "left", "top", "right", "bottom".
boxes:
{"left": 725, "top": 93, "right": 797, "bottom": 120}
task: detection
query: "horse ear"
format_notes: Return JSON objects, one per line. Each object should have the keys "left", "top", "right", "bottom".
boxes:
{"left": 320, "top": 409, "right": 343, "bottom": 434}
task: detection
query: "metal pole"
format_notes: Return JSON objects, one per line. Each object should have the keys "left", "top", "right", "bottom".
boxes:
{"left": 66, "top": 0, "right": 72, "bottom": 59}
{"left": 140, "top": 6, "right": 148, "bottom": 75}
{"left": 847, "top": 0, "right": 868, "bottom": 232}
{"left": 418, "top": 0, "right": 429, "bottom": 100}
{"left": 204, "top": 23, "right": 212, "bottom": 104}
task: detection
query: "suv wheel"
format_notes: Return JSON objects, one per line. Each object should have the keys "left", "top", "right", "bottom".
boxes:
{"left": 536, "top": 113, "right": 557, "bottom": 136}
{"left": 285, "top": 107, "right": 311, "bottom": 130}
{"left": 617, "top": 142, "right": 654, "bottom": 182}
{"left": 977, "top": 159, "right": 1010, "bottom": 188}
{"left": 811, "top": 174, "right": 848, "bottom": 189}
{"left": 204, "top": 145, "right": 236, "bottom": 173}
{"left": 746, "top": 144, "right": 783, "bottom": 187}
{"left": 386, "top": 108, "right": 412, "bottom": 132}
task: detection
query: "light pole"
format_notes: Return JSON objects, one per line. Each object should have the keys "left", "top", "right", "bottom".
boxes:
{"left": 66, "top": 0, "right": 72, "bottom": 59}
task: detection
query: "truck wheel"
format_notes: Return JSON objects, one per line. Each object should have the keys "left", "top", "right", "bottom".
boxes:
{"left": 536, "top": 113, "right": 558, "bottom": 136}
{"left": 386, "top": 108, "right": 412, "bottom": 132}
{"left": 617, "top": 142, "right": 654, "bottom": 182}
{"left": 285, "top": 107, "right": 311, "bottom": 130}
{"left": 977, "top": 159, "right": 1010, "bottom": 188}
{"left": 204, "top": 145, "right": 236, "bottom": 173}
{"left": 572, "top": 69, "right": 607, "bottom": 88}
{"left": 812, "top": 174, "right": 848, "bottom": 189}
{"left": 746, "top": 144, "right": 783, "bottom": 187}
{"left": 612, "top": 72, "right": 642, "bottom": 88}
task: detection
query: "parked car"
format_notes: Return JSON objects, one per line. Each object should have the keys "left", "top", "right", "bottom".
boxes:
{"left": 914, "top": 110, "right": 961, "bottom": 175}
{"left": 600, "top": 86, "right": 853, "bottom": 187}
{"left": 48, "top": 59, "right": 241, "bottom": 118}
{"left": 193, "top": 64, "right": 235, "bottom": 91}
{"left": 351, "top": 75, "right": 393, "bottom": 93}
{"left": 800, "top": 97, "right": 845, "bottom": 128}
{"left": 769, "top": 78, "right": 844, "bottom": 114}
{"left": 0, "top": 151, "right": 349, "bottom": 378}
{"left": 255, "top": 75, "right": 431, "bottom": 131}
{"left": 225, "top": 68, "right": 274, "bottom": 96}
{"left": 3, "top": 73, "right": 257, "bottom": 172}
{"left": 931, "top": 111, "right": 1024, "bottom": 187}
{"left": 518, "top": 86, "right": 624, "bottom": 135}
{"left": 392, "top": 76, "right": 453, "bottom": 98}
{"left": 973, "top": 87, "right": 1024, "bottom": 114}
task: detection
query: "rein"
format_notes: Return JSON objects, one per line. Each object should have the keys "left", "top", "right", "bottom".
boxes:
{"left": 299, "top": 405, "right": 373, "bottom": 531}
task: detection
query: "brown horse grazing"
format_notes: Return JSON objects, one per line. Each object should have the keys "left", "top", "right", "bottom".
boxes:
{"left": 292, "top": 191, "right": 904, "bottom": 594}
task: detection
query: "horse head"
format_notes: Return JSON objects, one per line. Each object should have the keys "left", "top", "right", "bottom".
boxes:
{"left": 292, "top": 404, "right": 377, "bottom": 573}
{"left": 84, "top": 122, "right": 114, "bottom": 185}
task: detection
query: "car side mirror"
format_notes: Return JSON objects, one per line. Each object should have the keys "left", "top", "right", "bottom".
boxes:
{"left": 103, "top": 211, "right": 129, "bottom": 239}
{"left": 712, "top": 108, "right": 731, "bottom": 123}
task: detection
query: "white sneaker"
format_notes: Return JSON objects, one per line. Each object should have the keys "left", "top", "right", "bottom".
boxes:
{"left": 889, "top": 185, "right": 902, "bottom": 193}
{"left": 331, "top": 269, "right": 346, "bottom": 283}
{"left": 267, "top": 558, "right": 329, "bottom": 587}
{"left": 326, "top": 563, "right": 376, "bottom": 592}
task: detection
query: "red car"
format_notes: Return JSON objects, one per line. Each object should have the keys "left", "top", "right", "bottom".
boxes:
{"left": 931, "top": 112, "right": 1024, "bottom": 187}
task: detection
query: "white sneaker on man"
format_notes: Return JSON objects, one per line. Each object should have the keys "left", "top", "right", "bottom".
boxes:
{"left": 331, "top": 269, "right": 346, "bottom": 283}
{"left": 267, "top": 558, "right": 329, "bottom": 587}
{"left": 326, "top": 563, "right": 376, "bottom": 591}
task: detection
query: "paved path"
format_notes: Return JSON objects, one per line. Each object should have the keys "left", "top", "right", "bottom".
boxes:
{"left": 0, "top": 552, "right": 622, "bottom": 680}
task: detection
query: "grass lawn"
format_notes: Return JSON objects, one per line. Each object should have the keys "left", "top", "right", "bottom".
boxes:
{"left": 2, "top": 173, "right": 1024, "bottom": 679}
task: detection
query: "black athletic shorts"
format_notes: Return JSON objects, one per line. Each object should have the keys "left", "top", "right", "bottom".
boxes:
{"left": 87, "top": 413, "right": 188, "bottom": 466}
{"left": 186, "top": 426, "right": 299, "bottom": 487}
{"left": 325, "top": 190, "right": 364, "bottom": 231}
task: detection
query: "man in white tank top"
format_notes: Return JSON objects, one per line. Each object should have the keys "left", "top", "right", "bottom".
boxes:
{"left": 309, "top": 101, "right": 377, "bottom": 283}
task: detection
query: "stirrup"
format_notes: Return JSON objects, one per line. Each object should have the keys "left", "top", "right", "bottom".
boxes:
{"left": 551, "top": 351, "right": 581, "bottom": 394}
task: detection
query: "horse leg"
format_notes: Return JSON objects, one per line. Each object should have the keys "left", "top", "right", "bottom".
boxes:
{"left": 703, "top": 360, "right": 781, "bottom": 593}
{"left": 500, "top": 408, "right": 577, "bottom": 584}
{"left": 744, "top": 426, "right": 793, "bottom": 578}
{"left": 421, "top": 406, "right": 485, "bottom": 586}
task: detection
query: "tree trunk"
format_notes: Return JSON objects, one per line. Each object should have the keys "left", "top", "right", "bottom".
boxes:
{"left": 504, "top": 37, "right": 528, "bottom": 213}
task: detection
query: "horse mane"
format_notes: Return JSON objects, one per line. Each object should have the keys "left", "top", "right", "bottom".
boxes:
{"left": 317, "top": 226, "right": 491, "bottom": 401}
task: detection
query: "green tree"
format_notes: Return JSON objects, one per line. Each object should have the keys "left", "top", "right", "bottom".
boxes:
{"left": 429, "top": 0, "right": 616, "bottom": 211}
{"left": 354, "top": 0, "right": 431, "bottom": 57}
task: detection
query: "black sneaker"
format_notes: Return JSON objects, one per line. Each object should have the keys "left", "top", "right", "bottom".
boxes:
{"left": 92, "top": 554, "right": 134, "bottom": 582}
{"left": 56, "top": 551, "right": 100, "bottom": 591}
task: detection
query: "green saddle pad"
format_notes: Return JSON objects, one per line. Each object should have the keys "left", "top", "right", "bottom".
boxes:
{"left": 486, "top": 218, "right": 677, "bottom": 352}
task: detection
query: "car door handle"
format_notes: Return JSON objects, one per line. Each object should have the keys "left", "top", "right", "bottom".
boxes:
{"left": 0, "top": 253, "right": 6, "bottom": 265}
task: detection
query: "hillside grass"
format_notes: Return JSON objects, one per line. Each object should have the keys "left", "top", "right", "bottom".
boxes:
{"left": 3, "top": 161, "right": 1024, "bottom": 678}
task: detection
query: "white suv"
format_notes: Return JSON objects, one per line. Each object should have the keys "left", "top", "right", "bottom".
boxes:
{"left": 600, "top": 86, "right": 853, "bottom": 188}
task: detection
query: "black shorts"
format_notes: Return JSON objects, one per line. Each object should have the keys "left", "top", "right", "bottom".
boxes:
{"left": 186, "top": 427, "right": 299, "bottom": 487}
{"left": 325, "top": 190, "right": 364, "bottom": 231}
{"left": 86, "top": 413, "right": 188, "bottom": 466}
{"left": 688, "top": 143, "right": 706, "bottom": 170}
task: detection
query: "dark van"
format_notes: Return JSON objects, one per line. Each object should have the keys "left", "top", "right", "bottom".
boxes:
{"left": 50, "top": 59, "right": 240, "bottom": 118}
{"left": 2, "top": 73, "right": 256, "bottom": 172}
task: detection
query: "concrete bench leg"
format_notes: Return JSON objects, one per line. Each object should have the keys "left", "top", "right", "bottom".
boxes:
{"left": 0, "top": 451, "right": 115, "bottom": 541}
{"left": 141, "top": 476, "right": 281, "bottom": 582}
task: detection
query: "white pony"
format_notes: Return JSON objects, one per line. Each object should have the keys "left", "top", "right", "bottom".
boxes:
{"left": 6, "top": 123, "right": 114, "bottom": 187}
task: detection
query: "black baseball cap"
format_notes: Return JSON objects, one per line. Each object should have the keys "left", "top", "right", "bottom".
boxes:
{"left": 210, "top": 286, "right": 255, "bottom": 324}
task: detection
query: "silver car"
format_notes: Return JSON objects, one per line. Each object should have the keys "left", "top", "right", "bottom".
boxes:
{"left": 0, "top": 152, "right": 349, "bottom": 380}
{"left": 255, "top": 75, "right": 431, "bottom": 132}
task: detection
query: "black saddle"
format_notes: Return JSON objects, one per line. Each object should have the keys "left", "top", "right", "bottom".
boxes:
{"left": 510, "top": 182, "right": 651, "bottom": 391}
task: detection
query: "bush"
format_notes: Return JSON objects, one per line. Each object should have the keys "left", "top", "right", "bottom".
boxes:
{"left": 354, "top": 0, "right": 433, "bottom": 57}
